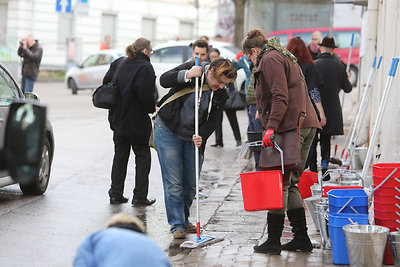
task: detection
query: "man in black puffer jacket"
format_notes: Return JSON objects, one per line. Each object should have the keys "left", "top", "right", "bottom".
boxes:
{"left": 17, "top": 34, "right": 43, "bottom": 93}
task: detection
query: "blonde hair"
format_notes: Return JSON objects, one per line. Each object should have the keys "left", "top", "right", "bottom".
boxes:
{"left": 125, "top": 38, "right": 151, "bottom": 59}
{"left": 106, "top": 213, "right": 146, "bottom": 233}
{"left": 209, "top": 58, "right": 237, "bottom": 81}
{"left": 242, "top": 29, "right": 267, "bottom": 55}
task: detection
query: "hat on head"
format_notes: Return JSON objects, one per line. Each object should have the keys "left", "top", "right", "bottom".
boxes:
{"left": 319, "top": 36, "right": 337, "bottom": 48}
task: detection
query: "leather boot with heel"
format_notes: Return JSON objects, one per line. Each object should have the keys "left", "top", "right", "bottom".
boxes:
{"left": 281, "top": 207, "right": 313, "bottom": 252}
{"left": 254, "top": 212, "right": 285, "bottom": 255}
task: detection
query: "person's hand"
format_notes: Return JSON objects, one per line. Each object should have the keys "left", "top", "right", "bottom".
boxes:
{"left": 255, "top": 110, "right": 260, "bottom": 119}
{"left": 347, "top": 72, "right": 351, "bottom": 80}
{"left": 186, "top": 66, "right": 202, "bottom": 79}
{"left": 320, "top": 112, "right": 327, "bottom": 127}
{"left": 192, "top": 134, "right": 202, "bottom": 147}
{"left": 21, "top": 39, "right": 27, "bottom": 49}
{"left": 262, "top": 129, "right": 274, "bottom": 147}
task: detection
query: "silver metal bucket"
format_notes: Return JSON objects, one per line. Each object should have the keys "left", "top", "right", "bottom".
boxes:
{"left": 316, "top": 200, "right": 330, "bottom": 249}
{"left": 389, "top": 231, "right": 400, "bottom": 267}
{"left": 343, "top": 224, "right": 389, "bottom": 267}
{"left": 304, "top": 196, "right": 321, "bottom": 232}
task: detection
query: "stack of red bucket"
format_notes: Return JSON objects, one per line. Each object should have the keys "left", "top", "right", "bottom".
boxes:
{"left": 373, "top": 163, "right": 400, "bottom": 265}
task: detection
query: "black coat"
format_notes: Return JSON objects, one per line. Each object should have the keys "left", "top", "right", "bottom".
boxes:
{"left": 314, "top": 53, "right": 352, "bottom": 135}
{"left": 17, "top": 41, "right": 43, "bottom": 80}
{"left": 158, "top": 60, "right": 228, "bottom": 153}
{"left": 104, "top": 53, "right": 156, "bottom": 143}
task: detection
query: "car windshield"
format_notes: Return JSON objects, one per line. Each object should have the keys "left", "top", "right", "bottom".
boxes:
{"left": 215, "top": 45, "right": 240, "bottom": 60}
{"left": 0, "top": 67, "right": 19, "bottom": 106}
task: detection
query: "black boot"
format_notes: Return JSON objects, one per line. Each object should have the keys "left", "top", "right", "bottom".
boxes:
{"left": 281, "top": 207, "right": 313, "bottom": 252}
{"left": 254, "top": 212, "right": 285, "bottom": 255}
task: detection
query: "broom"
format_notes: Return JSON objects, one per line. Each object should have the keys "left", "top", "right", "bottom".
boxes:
{"left": 180, "top": 57, "right": 223, "bottom": 249}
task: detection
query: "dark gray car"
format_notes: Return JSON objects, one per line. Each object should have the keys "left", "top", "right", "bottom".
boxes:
{"left": 0, "top": 63, "right": 54, "bottom": 195}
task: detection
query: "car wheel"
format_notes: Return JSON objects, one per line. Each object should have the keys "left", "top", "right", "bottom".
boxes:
{"left": 69, "top": 78, "right": 78, "bottom": 95}
{"left": 349, "top": 66, "right": 358, "bottom": 87}
{"left": 19, "top": 138, "right": 52, "bottom": 195}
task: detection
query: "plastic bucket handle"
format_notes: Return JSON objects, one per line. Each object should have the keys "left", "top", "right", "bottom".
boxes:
{"left": 238, "top": 140, "right": 284, "bottom": 174}
{"left": 337, "top": 197, "right": 354, "bottom": 213}
{"left": 371, "top": 168, "right": 398, "bottom": 194}
{"left": 350, "top": 206, "right": 359, "bottom": 214}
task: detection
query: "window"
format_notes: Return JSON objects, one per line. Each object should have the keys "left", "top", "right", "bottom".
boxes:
{"left": 97, "top": 54, "right": 113, "bottom": 65}
{"left": 82, "top": 55, "right": 99, "bottom": 68}
{"left": 152, "top": 46, "right": 185, "bottom": 63}
{"left": 142, "top": 18, "right": 156, "bottom": 41}
{"left": 334, "top": 31, "right": 361, "bottom": 49}
{"left": 57, "top": 13, "right": 72, "bottom": 50}
{"left": 0, "top": 67, "right": 19, "bottom": 106}
{"left": 179, "top": 21, "right": 194, "bottom": 40}
{"left": 101, "top": 13, "right": 116, "bottom": 49}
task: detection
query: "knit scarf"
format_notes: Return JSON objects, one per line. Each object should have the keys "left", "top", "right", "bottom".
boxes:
{"left": 260, "top": 37, "right": 297, "bottom": 64}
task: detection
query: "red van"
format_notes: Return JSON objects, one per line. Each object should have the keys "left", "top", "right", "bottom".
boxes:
{"left": 267, "top": 27, "right": 361, "bottom": 86}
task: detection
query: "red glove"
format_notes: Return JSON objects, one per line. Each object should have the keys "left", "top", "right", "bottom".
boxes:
{"left": 262, "top": 129, "right": 275, "bottom": 147}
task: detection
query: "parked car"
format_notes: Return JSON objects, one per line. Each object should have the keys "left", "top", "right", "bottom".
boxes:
{"left": 0, "top": 63, "right": 54, "bottom": 195}
{"left": 65, "top": 49, "right": 123, "bottom": 94}
{"left": 151, "top": 40, "right": 247, "bottom": 100}
{"left": 267, "top": 27, "right": 361, "bottom": 86}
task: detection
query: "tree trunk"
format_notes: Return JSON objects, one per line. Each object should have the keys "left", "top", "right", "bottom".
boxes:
{"left": 233, "top": 0, "right": 246, "bottom": 48}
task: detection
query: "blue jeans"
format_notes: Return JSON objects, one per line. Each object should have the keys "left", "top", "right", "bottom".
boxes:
{"left": 154, "top": 119, "right": 203, "bottom": 233}
{"left": 21, "top": 76, "right": 36, "bottom": 93}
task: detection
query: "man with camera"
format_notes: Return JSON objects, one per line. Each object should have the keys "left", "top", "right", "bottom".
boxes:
{"left": 17, "top": 35, "right": 43, "bottom": 93}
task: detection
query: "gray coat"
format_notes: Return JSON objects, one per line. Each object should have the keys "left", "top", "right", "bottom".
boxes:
{"left": 314, "top": 53, "right": 352, "bottom": 135}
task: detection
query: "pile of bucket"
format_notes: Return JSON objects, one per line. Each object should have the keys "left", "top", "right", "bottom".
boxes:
{"left": 304, "top": 170, "right": 394, "bottom": 266}
{"left": 372, "top": 163, "right": 400, "bottom": 265}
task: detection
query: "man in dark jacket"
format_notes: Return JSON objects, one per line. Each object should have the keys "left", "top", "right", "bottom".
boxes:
{"left": 105, "top": 38, "right": 156, "bottom": 206}
{"left": 17, "top": 35, "right": 43, "bottom": 93}
{"left": 313, "top": 37, "right": 352, "bottom": 180}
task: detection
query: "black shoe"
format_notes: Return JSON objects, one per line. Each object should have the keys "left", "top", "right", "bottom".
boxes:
{"left": 309, "top": 163, "right": 318, "bottom": 173}
{"left": 329, "top": 157, "right": 343, "bottom": 166}
{"left": 132, "top": 198, "right": 156, "bottom": 206}
{"left": 110, "top": 196, "right": 129, "bottom": 204}
{"left": 236, "top": 140, "right": 242, "bottom": 147}
{"left": 211, "top": 143, "right": 223, "bottom": 147}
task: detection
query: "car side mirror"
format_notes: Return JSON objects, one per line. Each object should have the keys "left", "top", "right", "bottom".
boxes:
{"left": 3, "top": 102, "right": 46, "bottom": 184}
{"left": 24, "top": 92, "right": 40, "bottom": 102}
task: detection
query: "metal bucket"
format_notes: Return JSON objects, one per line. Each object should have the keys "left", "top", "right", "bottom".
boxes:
{"left": 316, "top": 200, "right": 330, "bottom": 249}
{"left": 304, "top": 196, "right": 322, "bottom": 232}
{"left": 339, "top": 172, "right": 363, "bottom": 186}
{"left": 350, "top": 147, "right": 368, "bottom": 170}
{"left": 389, "top": 231, "right": 400, "bottom": 267}
{"left": 343, "top": 224, "right": 389, "bottom": 267}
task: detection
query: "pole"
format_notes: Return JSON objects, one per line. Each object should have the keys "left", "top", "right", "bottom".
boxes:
{"left": 361, "top": 58, "right": 399, "bottom": 179}
{"left": 194, "top": 56, "right": 200, "bottom": 239}
{"left": 341, "top": 32, "right": 355, "bottom": 108}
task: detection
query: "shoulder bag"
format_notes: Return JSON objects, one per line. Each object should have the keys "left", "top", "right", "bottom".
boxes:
{"left": 149, "top": 84, "right": 211, "bottom": 149}
{"left": 92, "top": 58, "right": 125, "bottom": 109}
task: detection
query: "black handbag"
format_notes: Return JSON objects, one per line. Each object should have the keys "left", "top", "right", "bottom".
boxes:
{"left": 92, "top": 58, "right": 125, "bottom": 109}
{"left": 225, "top": 89, "right": 246, "bottom": 110}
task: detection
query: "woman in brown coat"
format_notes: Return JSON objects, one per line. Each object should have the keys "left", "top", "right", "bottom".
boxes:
{"left": 243, "top": 29, "right": 320, "bottom": 255}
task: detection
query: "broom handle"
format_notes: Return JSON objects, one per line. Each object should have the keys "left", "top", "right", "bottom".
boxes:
{"left": 194, "top": 57, "right": 201, "bottom": 239}
{"left": 361, "top": 58, "right": 399, "bottom": 179}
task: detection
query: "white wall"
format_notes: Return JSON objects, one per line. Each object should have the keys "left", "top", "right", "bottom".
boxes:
{"left": 2, "top": 0, "right": 218, "bottom": 69}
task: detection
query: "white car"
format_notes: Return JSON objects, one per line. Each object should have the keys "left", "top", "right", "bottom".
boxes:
{"left": 65, "top": 50, "right": 123, "bottom": 94}
{"left": 151, "top": 40, "right": 247, "bottom": 100}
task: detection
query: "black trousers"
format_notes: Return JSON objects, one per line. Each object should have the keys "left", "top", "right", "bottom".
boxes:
{"left": 307, "top": 132, "right": 331, "bottom": 168}
{"left": 214, "top": 109, "right": 241, "bottom": 145}
{"left": 109, "top": 132, "right": 151, "bottom": 200}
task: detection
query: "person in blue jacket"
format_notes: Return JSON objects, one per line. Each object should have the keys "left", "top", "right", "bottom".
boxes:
{"left": 74, "top": 213, "right": 171, "bottom": 267}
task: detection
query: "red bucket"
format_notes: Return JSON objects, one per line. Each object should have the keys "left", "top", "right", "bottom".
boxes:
{"left": 240, "top": 170, "right": 283, "bottom": 211}
{"left": 298, "top": 171, "right": 318, "bottom": 199}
